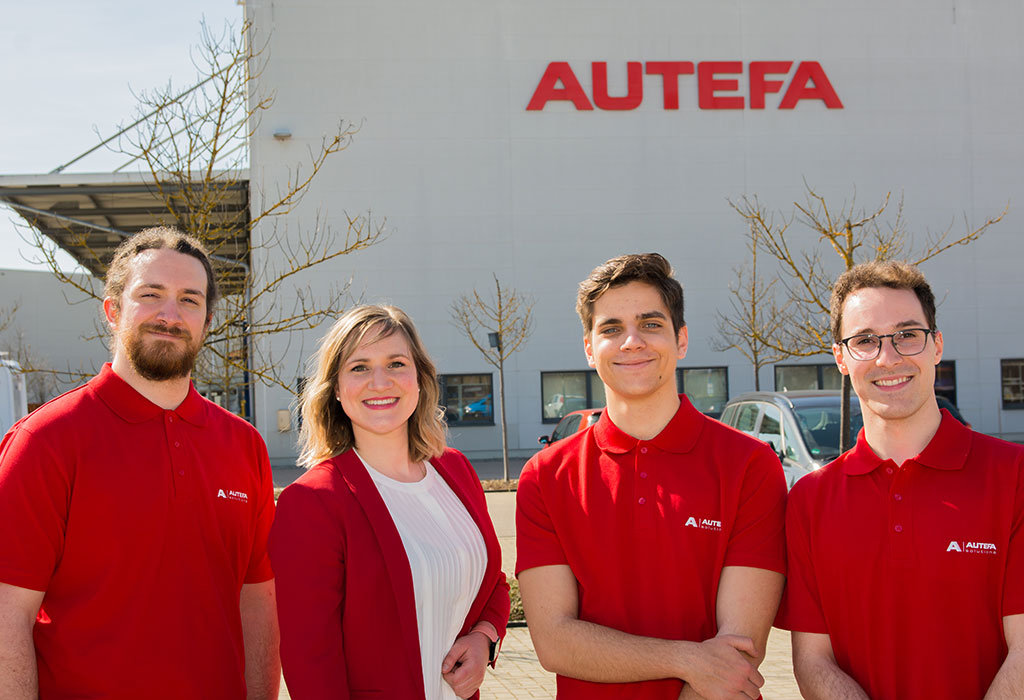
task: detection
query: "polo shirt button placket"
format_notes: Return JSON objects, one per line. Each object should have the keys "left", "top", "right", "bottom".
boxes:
{"left": 889, "top": 464, "right": 912, "bottom": 563}
{"left": 167, "top": 411, "right": 186, "bottom": 495}
{"left": 636, "top": 445, "right": 653, "bottom": 525}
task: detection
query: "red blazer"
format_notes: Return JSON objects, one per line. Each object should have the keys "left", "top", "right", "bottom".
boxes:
{"left": 269, "top": 448, "right": 510, "bottom": 700}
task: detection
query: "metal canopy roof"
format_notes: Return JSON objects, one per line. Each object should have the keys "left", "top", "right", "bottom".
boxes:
{"left": 0, "top": 171, "right": 250, "bottom": 295}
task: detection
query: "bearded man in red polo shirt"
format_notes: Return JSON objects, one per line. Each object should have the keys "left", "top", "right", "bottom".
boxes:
{"left": 516, "top": 253, "right": 787, "bottom": 700}
{"left": 777, "top": 260, "right": 1024, "bottom": 699}
{"left": 0, "top": 227, "right": 279, "bottom": 700}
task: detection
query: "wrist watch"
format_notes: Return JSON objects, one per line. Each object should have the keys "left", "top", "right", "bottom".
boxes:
{"left": 472, "top": 625, "right": 500, "bottom": 664}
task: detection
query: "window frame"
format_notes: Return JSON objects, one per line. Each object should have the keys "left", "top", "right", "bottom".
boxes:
{"left": 540, "top": 370, "right": 605, "bottom": 424}
{"left": 676, "top": 366, "right": 729, "bottom": 417}
{"left": 1001, "top": 359, "right": 1024, "bottom": 410}
{"left": 439, "top": 373, "right": 495, "bottom": 426}
{"left": 773, "top": 363, "right": 843, "bottom": 391}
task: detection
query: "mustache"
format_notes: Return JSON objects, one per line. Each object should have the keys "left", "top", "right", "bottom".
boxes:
{"left": 140, "top": 323, "right": 192, "bottom": 340}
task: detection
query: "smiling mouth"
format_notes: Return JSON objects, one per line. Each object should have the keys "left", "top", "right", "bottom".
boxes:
{"left": 874, "top": 377, "right": 911, "bottom": 388}
{"left": 364, "top": 397, "right": 399, "bottom": 407}
{"left": 616, "top": 358, "right": 654, "bottom": 367}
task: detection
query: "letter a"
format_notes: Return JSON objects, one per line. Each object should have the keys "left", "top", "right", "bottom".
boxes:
{"left": 686, "top": 517, "right": 698, "bottom": 527}
{"left": 526, "top": 62, "right": 594, "bottom": 111}
{"left": 779, "top": 61, "right": 843, "bottom": 109}
{"left": 947, "top": 541, "right": 962, "bottom": 552}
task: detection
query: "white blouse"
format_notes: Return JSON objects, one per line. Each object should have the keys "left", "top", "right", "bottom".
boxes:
{"left": 360, "top": 454, "right": 487, "bottom": 700}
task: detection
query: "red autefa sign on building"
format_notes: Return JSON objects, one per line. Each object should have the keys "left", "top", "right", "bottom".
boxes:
{"left": 527, "top": 61, "right": 843, "bottom": 111}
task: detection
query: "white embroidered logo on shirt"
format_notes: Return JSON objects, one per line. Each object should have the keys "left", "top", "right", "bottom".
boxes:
{"left": 946, "top": 540, "right": 997, "bottom": 554}
{"left": 217, "top": 488, "right": 249, "bottom": 503}
{"left": 684, "top": 516, "right": 722, "bottom": 532}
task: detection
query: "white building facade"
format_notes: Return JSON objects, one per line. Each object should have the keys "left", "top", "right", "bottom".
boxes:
{"left": 245, "top": 0, "right": 1024, "bottom": 464}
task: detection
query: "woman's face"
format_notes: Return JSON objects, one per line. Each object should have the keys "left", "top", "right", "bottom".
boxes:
{"left": 336, "top": 327, "right": 420, "bottom": 447}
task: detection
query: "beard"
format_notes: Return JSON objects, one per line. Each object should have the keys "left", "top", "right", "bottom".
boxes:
{"left": 121, "top": 322, "right": 203, "bottom": 381}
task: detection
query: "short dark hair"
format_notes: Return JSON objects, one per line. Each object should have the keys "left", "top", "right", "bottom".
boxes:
{"left": 104, "top": 226, "right": 219, "bottom": 319}
{"left": 830, "top": 260, "right": 936, "bottom": 343}
{"left": 576, "top": 253, "right": 684, "bottom": 334}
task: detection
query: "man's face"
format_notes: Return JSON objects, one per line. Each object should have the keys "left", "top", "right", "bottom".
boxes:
{"left": 104, "top": 248, "right": 210, "bottom": 381}
{"left": 584, "top": 281, "right": 687, "bottom": 403}
{"left": 833, "top": 286, "right": 942, "bottom": 424}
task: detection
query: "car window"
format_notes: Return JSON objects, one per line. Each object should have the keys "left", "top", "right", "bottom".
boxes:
{"left": 551, "top": 413, "right": 582, "bottom": 442}
{"left": 734, "top": 403, "right": 761, "bottom": 433}
{"left": 720, "top": 405, "right": 737, "bottom": 424}
{"left": 782, "top": 415, "right": 802, "bottom": 461}
{"left": 757, "top": 405, "right": 783, "bottom": 454}
{"left": 585, "top": 412, "right": 601, "bottom": 428}
{"left": 794, "top": 405, "right": 863, "bottom": 459}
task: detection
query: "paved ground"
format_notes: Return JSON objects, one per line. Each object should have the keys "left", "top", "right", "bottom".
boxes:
{"left": 273, "top": 461, "right": 802, "bottom": 699}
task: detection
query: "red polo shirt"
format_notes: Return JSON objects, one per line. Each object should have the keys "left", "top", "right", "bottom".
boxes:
{"left": 516, "top": 396, "right": 786, "bottom": 700}
{"left": 0, "top": 364, "right": 275, "bottom": 700}
{"left": 777, "top": 411, "right": 1024, "bottom": 699}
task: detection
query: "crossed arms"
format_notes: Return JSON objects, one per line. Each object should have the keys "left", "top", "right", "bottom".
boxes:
{"left": 519, "top": 563, "right": 784, "bottom": 700}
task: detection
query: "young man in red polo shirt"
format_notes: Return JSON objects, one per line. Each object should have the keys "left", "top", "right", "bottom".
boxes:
{"left": 517, "top": 253, "right": 787, "bottom": 700}
{"left": 777, "top": 260, "right": 1024, "bottom": 699}
{"left": 0, "top": 227, "right": 280, "bottom": 699}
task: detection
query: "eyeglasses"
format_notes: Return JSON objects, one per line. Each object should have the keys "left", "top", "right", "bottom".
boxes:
{"left": 840, "top": 328, "right": 936, "bottom": 361}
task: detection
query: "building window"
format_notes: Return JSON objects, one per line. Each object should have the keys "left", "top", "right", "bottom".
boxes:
{"left": 440, "top": 374, "right": 494, "bottom": 425}
{"left": 1001, "top": 360, "right": 1024, "bottom": 409}
{"left": 677, "top": 367, "right": 729, "bottom": 417}
{"left": 541, "top": 371, "right": 606, "bottom": 422}
{"left": 935, "top": 361, "right": 957, "bottom": 406}
{"left": 774, "top": 363, "right": 842, "bottom": 391}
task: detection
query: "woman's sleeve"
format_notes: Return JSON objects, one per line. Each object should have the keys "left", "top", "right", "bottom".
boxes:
{"left": 461, "top": 452, "right": 512, "bottom": 642}
{"left": 268, "top": 480, "right": 350, "bottom": 699}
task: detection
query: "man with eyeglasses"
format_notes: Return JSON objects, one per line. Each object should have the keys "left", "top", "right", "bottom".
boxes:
{"left": 776, "top": 260, "right": 1024, "bottom": 699}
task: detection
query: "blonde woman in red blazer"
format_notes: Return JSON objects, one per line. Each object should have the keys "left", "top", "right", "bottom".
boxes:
{"left": 269, "top": 305, "right": 510, "bottom": 700}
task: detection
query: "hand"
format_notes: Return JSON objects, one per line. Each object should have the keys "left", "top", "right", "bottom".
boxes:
{"left": 441, "top": 631, "right": 490, "bottom": 699}
{"left": 684, "top": 634, "right": 763, "bottom": 700}
{"left": 679, "top": 684, "right": 708, "bottom": 699}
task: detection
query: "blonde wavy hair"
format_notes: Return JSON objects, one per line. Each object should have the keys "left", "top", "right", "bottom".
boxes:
{"left": 297, "top": 305, "right": 448, "bottom": 468}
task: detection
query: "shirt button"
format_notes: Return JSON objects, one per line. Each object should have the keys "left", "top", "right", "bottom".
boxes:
{"left": 640, "top": 472, "right": 648, "bottom": 479}
{"left": 638, "top": 497, "right": 647, "bottom": 505}
{"left": 167, "top": 415, "right": 174, "bottom": 422}
{"left": 894, "top": 493, "right": 903, "bottom": 501}
{"left": 886, "top": 467, "right": 894, "bottom": 475}
{"left": 178, "top": 470, "right": 184, "bottom": 476}
{"left": 640, "top": 447, "right": 648, "bottom": 454}
{"left": 174, "top": 441, "right": 180, "bottom": 448}
{"left": 894, "top": 524, "right": 903, "bottom": 533}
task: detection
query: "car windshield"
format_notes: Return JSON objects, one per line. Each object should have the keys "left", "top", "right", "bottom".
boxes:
{"left": 792, "top": 405, "right": 864, "bottom": 460}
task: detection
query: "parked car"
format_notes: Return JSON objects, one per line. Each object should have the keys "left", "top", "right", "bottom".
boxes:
{"left": 721, "top": 390, "right": 971, "bottom": 488}
{"left": 538, "top": 408, "right": 603, "bottom": 448}
{"left": 463, "top": 394, "right": 492, "bottom": 417}
{"left": 543, "top": 393, "right": 588, "bottom": 419}
{"left": 720, "top": 391, "right": 864, "bottom": 489}
{"left": 936, "top": 395, "right": 971, "bottom": 429}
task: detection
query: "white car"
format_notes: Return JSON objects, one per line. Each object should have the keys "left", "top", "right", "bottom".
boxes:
{"left": 719, "top": 390, "right": 863, "bottom": 489}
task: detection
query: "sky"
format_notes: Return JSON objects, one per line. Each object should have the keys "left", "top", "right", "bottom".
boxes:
{"left": 0, "top": 0, "right": 243, "bottom": 271}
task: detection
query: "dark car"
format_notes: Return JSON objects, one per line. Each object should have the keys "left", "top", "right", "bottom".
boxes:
{"left": 538, "top": 408, "right": 603, "bottom": 448}
{"left": 936, "top": 395, "right": 971, "bottom": 429}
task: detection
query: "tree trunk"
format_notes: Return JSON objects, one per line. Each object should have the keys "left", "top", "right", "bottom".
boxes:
{"left": 498, "top": 356, "right": 509, "bottom": 482}
{"left": 839, "top": 373, "right": 853, "bottom": 454}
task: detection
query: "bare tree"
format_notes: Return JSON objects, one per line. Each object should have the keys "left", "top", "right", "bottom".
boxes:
{"left": 725, "top": 183, "right": 1006, "bottom": 451}
{"left": 451, "top": 276, "right": 535, "bottom": 481}
{"left": 0, "top": 330, "right": 62, "bottom": 406}
{"left": 17, "top": 19, "right": 385, "bottom": 416}
{"left": 712, "top": 221, "right": 791, "bottom": 390}
{"left": 0, "top": 304, "right": 15, "bottom": 336}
